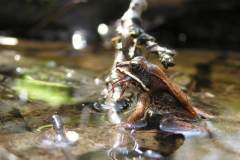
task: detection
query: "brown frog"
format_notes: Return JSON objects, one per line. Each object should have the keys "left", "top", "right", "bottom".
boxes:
{"left": 113, "top": 56, "right": 212, "bottom": 134}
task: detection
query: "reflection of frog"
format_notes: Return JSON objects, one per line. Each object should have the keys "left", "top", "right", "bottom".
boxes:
{"left": 114, "top": 56, "right": 212, "bottom": 134}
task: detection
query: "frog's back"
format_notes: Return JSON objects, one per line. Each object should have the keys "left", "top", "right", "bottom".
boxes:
{"left": 149, "top": 90, "right": 194, "bottom": 118}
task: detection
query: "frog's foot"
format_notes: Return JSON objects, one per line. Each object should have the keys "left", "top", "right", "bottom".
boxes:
{"left": 193, "top": 107, "right": 215, "bottom": 119}
{"left": 120, "top": 120, "right": 148, "bottom": 130}
{"left": 159, "top": 116, "right": 208, "bottom": 138}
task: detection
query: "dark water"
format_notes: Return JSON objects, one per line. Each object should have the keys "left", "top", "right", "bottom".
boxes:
{"left": 0, "top": 47, "right": 239, "bottom": 160}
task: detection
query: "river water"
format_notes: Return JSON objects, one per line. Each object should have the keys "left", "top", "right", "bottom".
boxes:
{"left": 0, "top": 45, "right": 239, "bottom": 160}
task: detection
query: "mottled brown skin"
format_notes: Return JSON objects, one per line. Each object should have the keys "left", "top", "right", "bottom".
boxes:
{"left": 115, "top": 57, "right": 202, "bottom": 124}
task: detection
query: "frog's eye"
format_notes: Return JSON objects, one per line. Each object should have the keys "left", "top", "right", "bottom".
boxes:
{"left": 131, "top": 63, "right": 142, "bottom": 72}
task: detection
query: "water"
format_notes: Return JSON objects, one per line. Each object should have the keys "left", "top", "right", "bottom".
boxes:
{"left": 0, "top": 46, "right": 239, "bottom": 160}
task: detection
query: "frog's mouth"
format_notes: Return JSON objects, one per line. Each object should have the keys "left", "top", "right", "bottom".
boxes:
{"left": 116, "top": 61, "right": 150, "bottom": 92}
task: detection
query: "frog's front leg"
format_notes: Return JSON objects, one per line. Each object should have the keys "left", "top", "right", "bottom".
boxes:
{"left": 127, "top": 92, "right": 150, "bottom": 123}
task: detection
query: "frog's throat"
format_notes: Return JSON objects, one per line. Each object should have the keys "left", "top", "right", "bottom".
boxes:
{"left": 116, "top": 68, "right": 150, "bottom": 92}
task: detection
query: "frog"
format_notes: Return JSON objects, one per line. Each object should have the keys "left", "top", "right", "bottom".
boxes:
{"left": 104, "top": 0, "right": 176, "bottom": 108}
{"left": 113, "top": 56, "right": 213, "bottom": 135}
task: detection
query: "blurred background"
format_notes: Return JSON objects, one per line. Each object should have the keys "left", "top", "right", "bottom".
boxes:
{"left": 0, "top": 0, "right": 240, "bottom": 51}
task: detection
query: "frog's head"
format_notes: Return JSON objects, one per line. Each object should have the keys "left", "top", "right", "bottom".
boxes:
{"left": 116, "top": 56, "right": 150, "bottom": 92}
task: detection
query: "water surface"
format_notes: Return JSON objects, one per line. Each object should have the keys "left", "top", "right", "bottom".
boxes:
{"left": 0, "top": 46, "right": 239, "bottom": 160}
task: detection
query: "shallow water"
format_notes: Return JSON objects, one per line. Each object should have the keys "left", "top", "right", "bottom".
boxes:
{"left": 0, "top": 45, "right": 239, "bottom": 160}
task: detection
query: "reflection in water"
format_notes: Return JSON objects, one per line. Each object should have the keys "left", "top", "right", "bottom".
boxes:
{"left": 135, "top": 130, "right": 185, "bottom": 157}
{"left": 108, "top": 127, "right": 185, "bottom": 159}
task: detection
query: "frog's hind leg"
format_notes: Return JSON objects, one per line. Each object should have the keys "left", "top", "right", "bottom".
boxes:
{"left": 159, "top": 115, "right": 208, "bottom": 138}
{"left": 127, "top": 92, "right": 150, "bottom": 124}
